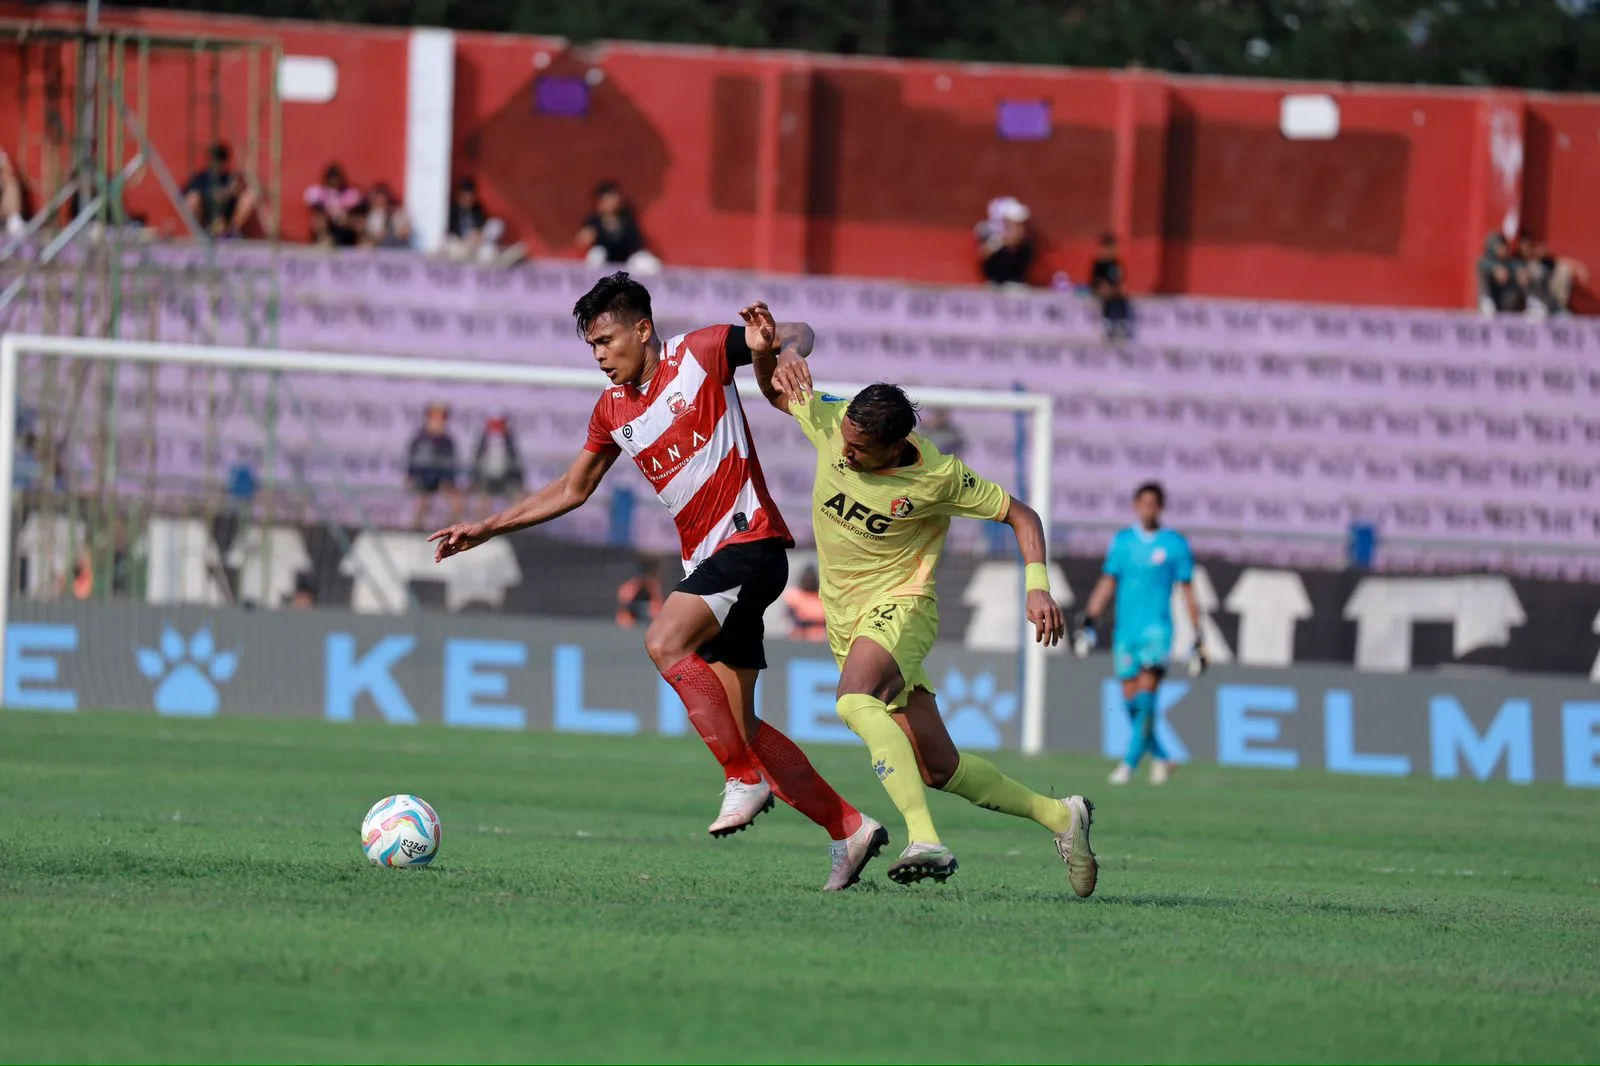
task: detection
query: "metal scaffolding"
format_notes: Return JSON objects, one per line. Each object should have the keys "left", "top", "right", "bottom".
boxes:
{"left": 0, "top": 10, "right": 285, "bottom": 604}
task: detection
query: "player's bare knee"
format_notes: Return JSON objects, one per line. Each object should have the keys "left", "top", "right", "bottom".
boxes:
{"left": 922, "top": 756, "right": 956, "bottom": 790}
{"left": 643, "top": 624, "right": 691, "bottom": 672}
{"left": 836, "top": 677, "right": 903, "bottom": 706}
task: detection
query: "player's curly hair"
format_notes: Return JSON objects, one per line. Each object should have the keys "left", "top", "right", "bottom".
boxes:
{"left": 845, "top": 382, "right": 920, "bottom": 444}
{"left": 573, "top": 271, "right": 653, "bottom": 338}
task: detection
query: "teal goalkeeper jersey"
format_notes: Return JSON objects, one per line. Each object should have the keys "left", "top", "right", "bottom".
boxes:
{"left": 1103, "top": 526, "right": 1194, "bottom": 636}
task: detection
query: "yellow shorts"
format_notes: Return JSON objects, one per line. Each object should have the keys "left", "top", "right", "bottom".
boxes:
{"left": 825, "top": 596, "right": 939, "bottom": 711}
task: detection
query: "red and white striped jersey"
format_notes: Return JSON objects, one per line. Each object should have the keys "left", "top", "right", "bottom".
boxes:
{"left": 584, "top": 325, "right": 793, "bottom": 571}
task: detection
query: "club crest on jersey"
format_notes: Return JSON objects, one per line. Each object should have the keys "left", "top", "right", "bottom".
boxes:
{"left": 667, "top": 392, "right": 690, "bottom": 417}
{"left": 890, "top": 496, "right": 914, "bottom": 518}
{"left": 1151, "top": 547, "right": 1167, "bottom": 564}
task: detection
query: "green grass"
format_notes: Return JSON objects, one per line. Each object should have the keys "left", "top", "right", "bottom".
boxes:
{"left": 1, "top": 712, "right": 1596, "bottom": 1063}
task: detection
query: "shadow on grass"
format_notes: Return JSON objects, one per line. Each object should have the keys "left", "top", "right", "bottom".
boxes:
{"left": 1100, "top": 892, "right": 1242, "bottom": 910}
{"left": 1104, "top": 892, "right": 1419, "bottom": 920}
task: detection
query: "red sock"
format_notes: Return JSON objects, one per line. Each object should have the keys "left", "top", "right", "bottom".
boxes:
{"left": 752, "top": 722, "right": 863, "bottom": 841}
{"left": 663, "top": 654, "right": 762, "bottom": 784}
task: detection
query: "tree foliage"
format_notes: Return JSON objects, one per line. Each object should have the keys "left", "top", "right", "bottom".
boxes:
{"left": 137, "top": 0, "right": 1600, "bottom": 92}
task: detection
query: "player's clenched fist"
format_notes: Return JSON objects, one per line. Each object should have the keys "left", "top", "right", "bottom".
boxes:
{"left": 429, "top": 521, "right": 491, "bottom": 562}
{"left": 1026, "top": 589, "right": 1066, "bottom": 647}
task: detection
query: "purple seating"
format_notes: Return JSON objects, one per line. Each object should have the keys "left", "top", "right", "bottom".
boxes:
{"left": 6, "top": 244, "right": 1599, "bottom": 574}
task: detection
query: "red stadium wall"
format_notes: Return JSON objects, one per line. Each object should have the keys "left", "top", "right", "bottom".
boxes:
{"left": 3, "top": 4, "right": 1598, "bottom": 311}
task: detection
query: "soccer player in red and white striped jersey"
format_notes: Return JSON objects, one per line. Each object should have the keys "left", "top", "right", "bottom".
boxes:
{"left": 430, "top": 272, "right": 888, "bottom": 891}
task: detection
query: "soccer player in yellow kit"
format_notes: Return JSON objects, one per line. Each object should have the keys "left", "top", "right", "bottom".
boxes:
{"left": 754, "top": 332, "right": 1097, "bottom": 894}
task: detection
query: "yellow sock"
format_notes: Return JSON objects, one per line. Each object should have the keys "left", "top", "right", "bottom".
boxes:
{"left": 835, "top": 693, "right": 940, "bottom": 844}
{"left": 944, "top": 753, "right": 1070, "bottom": 833}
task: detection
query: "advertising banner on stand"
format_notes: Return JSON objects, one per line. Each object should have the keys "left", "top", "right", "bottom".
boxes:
{"left": 6, "top": 602, "right": 1597, "bottom": 787}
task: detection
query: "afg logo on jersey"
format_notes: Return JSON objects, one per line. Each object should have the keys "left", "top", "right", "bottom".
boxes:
{"left": 821, "top": 492, "right": 893, "bottom": 536}
{"left": 890, "top": 496, "right": 914, "bottom": 518}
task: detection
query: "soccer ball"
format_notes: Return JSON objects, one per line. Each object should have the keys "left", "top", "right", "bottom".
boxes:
{"left": 360, "top": 794, "right": 441, "bottom": 867}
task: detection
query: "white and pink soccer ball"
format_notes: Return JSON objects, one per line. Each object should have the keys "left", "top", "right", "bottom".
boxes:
{"left": 360, "top": 795, "right": 441, "bottom": 867}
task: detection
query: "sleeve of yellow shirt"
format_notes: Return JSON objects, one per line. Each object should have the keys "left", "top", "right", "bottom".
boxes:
{"left": 930, "top": 456, "right": 1011, "bottom": 521}
{"left": 789, "top": 391, "right": 849, "bottom": 446}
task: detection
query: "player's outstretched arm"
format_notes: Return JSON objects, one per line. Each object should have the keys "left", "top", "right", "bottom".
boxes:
{"left": 430, "top": 448, "right": 617, "bottom": 562}
{"left": 741, "top": 300, "right": 814, "bottom": 412}
{"left": 1001, "top": 496, "right": 1066, "bottom": 647}
{"left": 1083, "top": 575, "right": 1116, "bottom": 624}
{"left": 1179, "top": 580, "right": 1208, "bottom": 674}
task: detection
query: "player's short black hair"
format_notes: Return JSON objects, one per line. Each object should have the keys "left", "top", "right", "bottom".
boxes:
{"left": 573, "top": 271, "right": 653, "bottom": 338}
{"left": 594, "top": 180, "right": 620, "bottom": 198}
{"left": 1134, "top": 481, "right": 1165, "bottom": 506}
{"left": 845, "top": 382, "right": 919, "bottom": 444}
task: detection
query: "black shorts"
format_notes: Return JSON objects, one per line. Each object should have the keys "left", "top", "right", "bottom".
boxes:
{"left": 676, "top": 537, "right": 789, "bottom": 671}
{"left": 411, "top": 473, "right": 455, "bottom": 495}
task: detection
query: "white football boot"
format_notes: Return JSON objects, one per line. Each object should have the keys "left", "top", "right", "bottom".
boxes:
{"left": 708, "top": 775, "right": 774, "bottom": 837}
{"left": 822, "top": 815, "right": 890, "bottom": 891}
{"left": 887, "top": 841, "right": 959, "bottom": 885}
{"left": 1149, "top": 759, "right": 1172, "bottom": 785}
{"left": 1108, "top": 762, "right": 1133, "bottom": 785}
{"left": 1054, "top": 795, "right": 1099, "bottom": 899}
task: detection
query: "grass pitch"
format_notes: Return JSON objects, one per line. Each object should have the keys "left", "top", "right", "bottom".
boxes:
{"left": 1, "top": 711, "right": 1596, "bottom": 1063}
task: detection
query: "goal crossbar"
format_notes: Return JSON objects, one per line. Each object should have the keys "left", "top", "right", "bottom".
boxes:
{"left": 0, "top": 333, "right": 1056, "bottom": 754}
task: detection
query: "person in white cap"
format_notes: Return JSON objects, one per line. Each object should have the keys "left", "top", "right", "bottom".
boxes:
{"left": 974, "top": 196, "right": 1034, "bottom": 286}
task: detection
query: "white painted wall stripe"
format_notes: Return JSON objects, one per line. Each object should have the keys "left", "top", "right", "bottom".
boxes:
{"left": 405, "top": 28, "right": 456, "bottom": 255}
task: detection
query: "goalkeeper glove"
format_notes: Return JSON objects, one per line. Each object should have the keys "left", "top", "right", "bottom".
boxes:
{"left": 1186, "top": 644, "right": 1208, "bottom": 678}
{"left": 1071, "top": 612, "right": 1098, "bottom": 659}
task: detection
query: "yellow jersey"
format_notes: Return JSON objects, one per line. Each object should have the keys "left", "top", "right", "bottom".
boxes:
{"left": 790, "top": 392, "right": 1011, "bottom": 607}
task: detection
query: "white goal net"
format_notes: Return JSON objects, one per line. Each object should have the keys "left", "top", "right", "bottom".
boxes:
{"left": 0, "top": 334, "right": 1057, "bottom": 751}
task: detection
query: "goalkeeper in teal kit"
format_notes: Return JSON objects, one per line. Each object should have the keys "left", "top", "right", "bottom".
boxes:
{"left": 1075, "top": 482, "right": 1205, "bottom": 785}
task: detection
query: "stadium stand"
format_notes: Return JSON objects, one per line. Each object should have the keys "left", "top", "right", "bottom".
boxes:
{"left": 4, "top": 244, "right": 1599, "bottom": 578}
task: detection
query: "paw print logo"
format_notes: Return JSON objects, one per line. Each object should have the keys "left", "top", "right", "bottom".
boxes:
{"left": 873, "top": 758, "right": 895, "bottom": 780}
{"left": 135, "top": 625, "right": 239, "bottom": 716}
{"left": 834, "top": 458, "right": 850, "bottom": 473}
{"left": 961, "top": 471, "right": 976, "bottom": 490}
{"left": 938, "top": 669, "right": 1017, "bottom": 751}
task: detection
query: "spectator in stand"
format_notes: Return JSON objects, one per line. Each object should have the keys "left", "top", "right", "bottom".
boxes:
{"left": 1518, "top": 233, "right": 1589, "bottom": 318}
{"left": 12, "top": 430, "right": 40, "bottom": 491}
{"left": 362, "top": 182, "right": 413, "bottom": 249}
{"left": 405, "top": 402, "right": 462, "bottom": 530}
{"left": 1091, "top": 233, "right": 1134, "bottom": 342}
{"left": 783, "top": 566, "right": 827, "bottom": 642}
{"left": 1477, "top": 233, "right": 1523, "bottom": 315}
{"left": 182, "top": 142, "right": 256, "bottom": 238}
{"left": 304, "top": 163, "right": 363, "bottom": 245}
{"left": 975, "top": 196, "right": 1034, "bottom": 286}
{"left": 920, "top": 407, "right": 966, "bottom": 457}
{"left": 576, "top": 180, "right": 661, "bottom": 274}
{"left": 308, "top": 205, "right": 339, "bottom": 249}
{"left": 288, "top": 576, "right": 317, "bottom": 610}
{"left": 615, "top": 557, "right": 663, "bottom": 629}
{"left": 68, "top": 548, "right": 93, "bottom": 601}
{"left": 442, "top": 177, "right": 505, "bottom": 263}
{"left": 1, "top": 148, "right": 26, "bottom": 239}
{"left": 470, "top": 414, "right": 525, "bottom": 512}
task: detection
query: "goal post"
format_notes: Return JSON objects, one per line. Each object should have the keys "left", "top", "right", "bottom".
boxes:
{"left": 0, "top": 332, "right": 1056, "bottom": 754}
